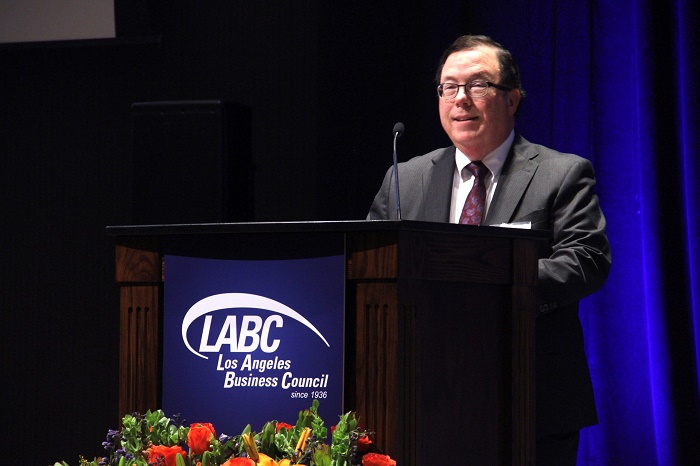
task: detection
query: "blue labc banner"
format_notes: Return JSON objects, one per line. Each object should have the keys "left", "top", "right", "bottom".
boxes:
{"left": 162, "top": 253, "right": 345, "bottom": 438}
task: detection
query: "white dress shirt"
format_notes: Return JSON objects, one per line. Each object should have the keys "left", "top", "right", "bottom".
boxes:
{"left": 450, "top": 130, "right": 515, "bottom": 223}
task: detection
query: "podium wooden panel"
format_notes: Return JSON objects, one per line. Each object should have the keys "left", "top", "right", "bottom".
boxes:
{"left": 107, "top": 220, "right": 545, "bottom": 465}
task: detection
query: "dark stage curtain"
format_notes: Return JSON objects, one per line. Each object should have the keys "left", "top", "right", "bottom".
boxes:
{"left": 468, "top": 0, "right": 700, "bottom": 463}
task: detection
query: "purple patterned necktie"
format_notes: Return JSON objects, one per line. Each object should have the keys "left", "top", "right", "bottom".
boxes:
{"left": 459, "top": 161, "right": 489, "bottom": 225}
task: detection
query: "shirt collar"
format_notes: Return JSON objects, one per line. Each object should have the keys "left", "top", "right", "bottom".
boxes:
{"left": 455, "top": 130, "right": 514, "bottom": 179}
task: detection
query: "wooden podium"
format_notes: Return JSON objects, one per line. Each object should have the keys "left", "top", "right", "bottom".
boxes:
{"left": 107, "top": 220, "right": 546, "bottom": 465}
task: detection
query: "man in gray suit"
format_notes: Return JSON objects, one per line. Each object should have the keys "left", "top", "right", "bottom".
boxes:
{"left": 368, "top": 35, "right": 611, "bottom": 465}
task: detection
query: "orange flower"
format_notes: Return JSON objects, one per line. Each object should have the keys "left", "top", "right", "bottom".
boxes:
{"left": 148, "top": 444, "right": 187, "bottom": 466}
{"left": 357, "top": 434, "right": 372, "bottom": 452}
{"left": 188, "top": 422, "right": 217, "bottom": 455}
{"left": 222, "top": 458, "right": 256, "bottom": 466}
{"left": 362, "top": 452, "right": 396, "bottom": 466}
{"left": 276, "top": 422, "right": 295, "bottom": 433}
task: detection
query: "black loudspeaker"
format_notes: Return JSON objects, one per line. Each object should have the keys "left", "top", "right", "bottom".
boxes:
{"left": 132, "top": 100, "right": 254, "bottom": 224}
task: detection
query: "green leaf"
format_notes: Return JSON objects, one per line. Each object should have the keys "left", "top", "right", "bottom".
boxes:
{"left": 313, "top": 444, "right": 332, "bottom": 466}
{"left": 274, "top": 425, "right": 296, "bottom": 459}
{"left": 201, "top": 450, "right": 212, "bottom": 466}
{"left": 259, "top": 420, "right": 278, "bottom": 457}
{"left": 175, "top": 453, "right": 187, "bottom": 466}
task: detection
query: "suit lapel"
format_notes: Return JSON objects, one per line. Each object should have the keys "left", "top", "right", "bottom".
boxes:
{"left": 422, "top": 147, "right": 455, "bottom": 222}
{"left": 484, "top": 135, "right": 539, "bottom": 225}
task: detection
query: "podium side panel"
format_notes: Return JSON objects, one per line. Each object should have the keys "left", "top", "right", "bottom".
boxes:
{"left": 402, "top": 280, "right": 511, "bottom": 465}
{"left": 511, "top": 239, "right": 538, "bottom": 465}
{"left": 115, "top": 240, "right": 163, "bottom": 417}
{"left": 115, "top": 239, "right": 161, "bottom": 283}
{"left": 353, "top": 281, "right": 400, "bottom": 458}
{"left": 118, "top": 285, "right": 162, "bottom": 417}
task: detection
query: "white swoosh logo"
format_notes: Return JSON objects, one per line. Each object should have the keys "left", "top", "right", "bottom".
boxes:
{"left": 182, "top": 293, "right": 330, "bottom": 359}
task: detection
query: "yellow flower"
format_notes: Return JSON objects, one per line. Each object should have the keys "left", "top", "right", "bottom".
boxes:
{"left": 295, "top": 427, "right": 312, "bottom": 453}
{"left": 241, "top": 433, "right": 280, "bottom": 466}
{"left": 255, "top": 453, "right": 278, "bottom": 466}
{"left": 242, "top": 433, "right": 259, "bottom": 462}
{"left": 278, "top": 460, "right": 304, "bottom": 466}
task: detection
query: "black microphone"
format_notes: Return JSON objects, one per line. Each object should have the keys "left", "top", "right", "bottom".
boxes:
{"left": 392, "top": 122, "right": 404, "bottom": 220}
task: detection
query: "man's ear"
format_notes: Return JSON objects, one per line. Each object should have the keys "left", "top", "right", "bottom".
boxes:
{"left": 508, "top": 88, "right": 521, "bottom": 116}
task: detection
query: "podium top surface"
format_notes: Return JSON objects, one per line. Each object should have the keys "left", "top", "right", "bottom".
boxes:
{"left": 106, "top": 219, "right": 549, "bottom": 240}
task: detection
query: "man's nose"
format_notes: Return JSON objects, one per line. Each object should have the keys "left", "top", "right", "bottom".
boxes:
{"left": 454, "top": 87, "right": 473, "bottom": 104}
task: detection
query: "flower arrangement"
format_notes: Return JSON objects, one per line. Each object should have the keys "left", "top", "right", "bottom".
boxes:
{"left": 52, "top": 400, "right": 395, "bottom": 466}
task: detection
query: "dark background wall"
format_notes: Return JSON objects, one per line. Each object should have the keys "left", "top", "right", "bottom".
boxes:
{"left": 0, "top": 2, "right": 475, "bottom": 464}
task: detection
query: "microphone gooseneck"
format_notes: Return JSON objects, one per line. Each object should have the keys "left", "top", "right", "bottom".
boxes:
{"left": 392, "top": 122, "right": 404, "bottom": 220}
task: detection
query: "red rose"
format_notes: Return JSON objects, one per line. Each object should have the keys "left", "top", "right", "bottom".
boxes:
{"left": 222, "top": 458, "right": 256, "bottom": 466}
{"left": 357, "top": 434, "right": 372, "bottom": 452}
{"left": 188, "top": 422, "right": 217, "bottom": 455}
{"left": 276, "top": 421, "right": 295, "bottom": 433}
{"left": 362, "top": 452, "right": 397, "bottom": 466}
{"left": 149, "top": 445, "right": 187, "bottom": 466}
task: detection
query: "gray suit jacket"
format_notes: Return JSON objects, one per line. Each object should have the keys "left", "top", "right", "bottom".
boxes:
{"left": 367, "top": 133, "right": 612, "bottom": 436}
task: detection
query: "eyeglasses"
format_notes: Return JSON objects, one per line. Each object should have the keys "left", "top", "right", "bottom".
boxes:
{"left": 437, "top": 80, "right": 513, "bottom": 100}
